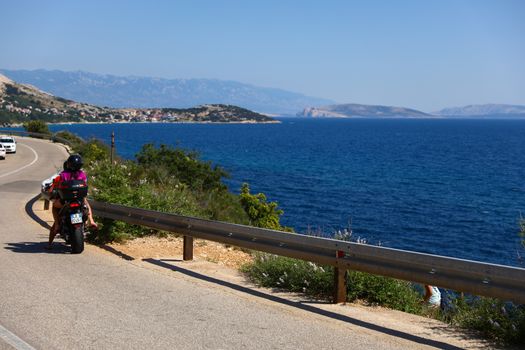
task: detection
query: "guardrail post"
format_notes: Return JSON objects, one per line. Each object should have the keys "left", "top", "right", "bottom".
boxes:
{"left": 333, "top": 250, "right": 347, "bottom": 303}
{"left": 110, "top": 131, "right": 115, "bottom": 165}
{"left": 44, "top": 199, "right": 50, "bottom": 210}
{"left": 183, "top": 236, "right": 194, "bottom": 261}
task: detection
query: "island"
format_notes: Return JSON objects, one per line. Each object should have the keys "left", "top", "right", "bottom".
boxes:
{"left": 298, "top": 103, "right": 431, "bottom": 118}
{"left": 0, "top": 74, "right": 277, "bottom": 125}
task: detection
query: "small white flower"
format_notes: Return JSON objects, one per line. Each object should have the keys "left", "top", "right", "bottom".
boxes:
{"left": 308, "top": 262, "right": 318, "bottom": 271}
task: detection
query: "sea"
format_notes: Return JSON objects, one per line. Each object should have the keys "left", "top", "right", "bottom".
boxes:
{"left": 45, "top": 118, "right": 525, "bottom": 267}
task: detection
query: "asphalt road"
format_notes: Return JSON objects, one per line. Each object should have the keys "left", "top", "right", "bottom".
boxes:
{"left": 0, "top": 138, "right": 483, "bottom": 350}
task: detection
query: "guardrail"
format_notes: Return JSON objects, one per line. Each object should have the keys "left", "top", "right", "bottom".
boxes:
{"left": 0, "top": 129, "right": 74, "bottom": 147}
{"left": 89, "top": 200, "right": 525, "bottom": 304}
{"left": 24, "top": 130, "right": 524, "bottom": 304}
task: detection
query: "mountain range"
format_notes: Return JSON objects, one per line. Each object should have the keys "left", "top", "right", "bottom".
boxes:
{"left": 1, "top": 69, "right": 524, "bottom": 119}
{"left": 0, "top": 69, "right": 334, "bottom": 115}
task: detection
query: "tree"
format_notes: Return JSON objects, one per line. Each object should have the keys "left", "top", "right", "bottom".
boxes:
{"left": 23, "top": 120, "right": 51, "bottom": 135}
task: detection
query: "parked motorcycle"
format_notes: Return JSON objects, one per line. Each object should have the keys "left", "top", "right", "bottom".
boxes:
{"left": 56, "top": 180, "right": 88, "bottom": 254}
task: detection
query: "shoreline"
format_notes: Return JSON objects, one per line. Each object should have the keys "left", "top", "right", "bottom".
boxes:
{"left": 4, "top": 119, "right": 282, "bottom": 128}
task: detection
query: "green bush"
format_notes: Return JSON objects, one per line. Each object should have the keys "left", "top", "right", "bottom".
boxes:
{"left": 242, "top": 253, "right": 423, "bottom": 313}
{"left": 240, "top": 183, "right": 291, "bottom": 231}
{"left": 86, "top": 159, "right": 205, "bottom": 242}
{"left": 199, "top": 190, "right": 250, "bottom": 225}
{"left": 53, "top": 130, "right": 84, "bottom": 149}
{"left": 23, "top": 120, "right": 51, "bottom": 135}
{"left": 136, "top": 143, "right": 228, "bottom": 192}
{"left": 346, "top": 271, "right": 424, "bottom": 313}
{"left": 77, "top": 138, "right": 111, "bottom": 164}
{"left": 443, "top": 296, "right": 525, "bottom": 345}
{"left": 241, "top": 254, "right": 333, "bottom": 298}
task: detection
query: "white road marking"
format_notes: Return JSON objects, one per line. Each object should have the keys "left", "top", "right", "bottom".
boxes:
{"left": 0, "top": 144, "right": 39, "bottom": 179}
{"left": 0, "top": 324, "right": 36, "bottom": 350}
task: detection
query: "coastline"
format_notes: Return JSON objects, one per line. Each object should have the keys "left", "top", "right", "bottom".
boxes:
{"left": 5, "top": 119, "right": 281, "bottom": 128}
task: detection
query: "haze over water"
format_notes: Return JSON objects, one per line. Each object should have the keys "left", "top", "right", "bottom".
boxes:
{"left": 50, "top": 118, "right": 525, "bottom": 267}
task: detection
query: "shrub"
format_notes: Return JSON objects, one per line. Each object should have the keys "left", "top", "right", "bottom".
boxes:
{"left": 242, "top": 253, "right": 424, "bottom": 313}
{"left": 346, "top": 271, "right": 424, "bottom": 313}
{"left": 136, "top": 143, "right": 228, "bottom": 192}
{"left": 77, "top": 138, "right": 111, "bottom": 164}
{"left": 443, "top": 296, "right": 525, "bottom": 345}
{"left": 198, "top": 190, "right": 250, "bottom": 225}
{"left": 239, "top": 183, "right": 290, "bottom": 231}
{"left": 53, "top": 130, "right": 84, "bottom": 149}
{"left": 241, "top": 254, "right": 333, "bottom": 298}
{"left": 23, "top": 120, "right": 50, "bottom": 135}
{"left": 86, "top": 158, "right": 205, "bottom": 242}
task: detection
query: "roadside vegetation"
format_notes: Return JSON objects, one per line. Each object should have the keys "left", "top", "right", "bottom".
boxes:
{"left": 55, "top": 131, "right": 285, "bottom": 243}
{"left": 23, "top": 120, "right": 52, "bottom": 136}
{"left": 51, "top": 128, "right": 525, "bottom": 346}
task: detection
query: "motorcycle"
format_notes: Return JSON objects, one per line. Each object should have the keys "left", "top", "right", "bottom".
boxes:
{"left": 56, "top": 180, "right": 89, "bottom": 254}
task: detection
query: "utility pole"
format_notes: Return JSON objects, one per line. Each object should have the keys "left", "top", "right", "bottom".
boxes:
{"left": 110, "top": 131, "right": 115, "bottom": 165}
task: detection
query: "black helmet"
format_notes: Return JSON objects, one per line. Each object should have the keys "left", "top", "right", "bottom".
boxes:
{"left": 66, "top": 154, "right": 83, "bottom": 171}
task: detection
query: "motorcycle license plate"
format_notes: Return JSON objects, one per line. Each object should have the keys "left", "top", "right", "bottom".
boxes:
{"left": 70, "top": 213, "right": 83, "bottom": 224}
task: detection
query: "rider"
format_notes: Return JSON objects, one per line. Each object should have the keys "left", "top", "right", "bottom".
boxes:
{"left": 47, "top": 154, "right": 97, "bottom": 249}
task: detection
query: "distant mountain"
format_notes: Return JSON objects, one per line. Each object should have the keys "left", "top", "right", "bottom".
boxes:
{"left": 0, "top": 69, "right": 335, "bottom": 114}
{"left": 298, "top": 103, "right": 431, "bottom": 118}
{"left": 0, "top": 74, "right": 276, "bottom": 124}
{"left": 434, "top": 104, "right": 525, "bottom": 117}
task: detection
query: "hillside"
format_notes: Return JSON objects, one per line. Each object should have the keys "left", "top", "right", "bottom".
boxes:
{"left": 0, "top": 69, "right": 335, "bottom": 115}
{"left": 434, "top": 104, "right": 525, "bottom": 117}
{"left": 0, "top": 74, "right": 276, "bottom": 124}
{"left": 298, "top": 103, "right": 431, "bottom": 118}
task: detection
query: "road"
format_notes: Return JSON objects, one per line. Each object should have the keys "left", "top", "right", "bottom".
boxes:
{"left": 0, "top": 137, "right": 487, "bottom": 350}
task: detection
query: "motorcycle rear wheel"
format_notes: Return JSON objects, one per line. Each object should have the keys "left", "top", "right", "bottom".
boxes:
{"left": 70, "top": 225, "right": 84, "bottom": 254}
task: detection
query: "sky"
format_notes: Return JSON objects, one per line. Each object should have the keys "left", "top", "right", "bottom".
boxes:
{"left": 1, "top": 0, "right": 524, "bottom": 112}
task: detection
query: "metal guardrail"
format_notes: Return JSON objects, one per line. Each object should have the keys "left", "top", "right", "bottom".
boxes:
{"left": 90, "top": 200, "right": 525, "bottom": 304}
{"left": 25, "top": 130, "right": 523, "bottom": 304}
{"left": 0, "top": 129, "right": 74, "bottom": 147}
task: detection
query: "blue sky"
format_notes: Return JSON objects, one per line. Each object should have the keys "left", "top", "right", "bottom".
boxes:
{"left": 1, "top": 0, "right": 524, "bottom": 111}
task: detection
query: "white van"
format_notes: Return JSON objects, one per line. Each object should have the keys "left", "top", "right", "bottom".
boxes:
{"left": 0, "top": 136, "right": 17, "bottom": 153}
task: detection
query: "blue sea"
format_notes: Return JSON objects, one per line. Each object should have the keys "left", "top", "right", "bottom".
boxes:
{"left": 47, "top": 118, "right": 525, "bottom": 267}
